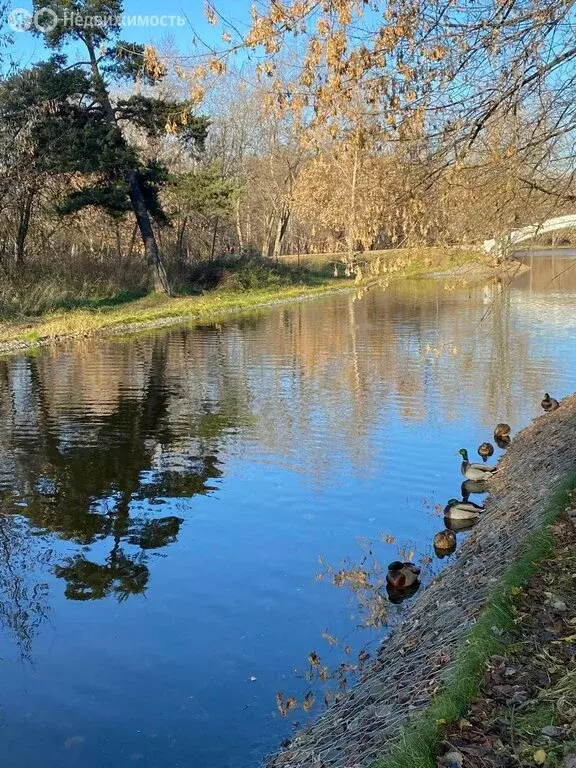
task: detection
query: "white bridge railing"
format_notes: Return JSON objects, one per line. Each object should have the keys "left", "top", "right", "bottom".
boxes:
{"left": 483, "top": 214, "right": 576, "bottom": 256}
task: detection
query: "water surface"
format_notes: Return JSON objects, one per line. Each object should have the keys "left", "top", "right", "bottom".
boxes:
{"left": 0, "top": 254, "right": 575, "bottom": 768}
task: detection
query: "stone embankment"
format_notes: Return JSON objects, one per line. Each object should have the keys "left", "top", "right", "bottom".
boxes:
{"left": 270, "top": 395, "right": 576, "bottom": 768}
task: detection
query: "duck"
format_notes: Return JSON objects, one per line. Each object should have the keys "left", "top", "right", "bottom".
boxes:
{"left": 478, "top": 442, "right": 495, "bottom": 463}
{"left": 541, "top": 393, "right": 559, "bottom": 412}
{"left": 433, "top": 529, "right": 457, "bottom": 555}
{"left": 386, "top": 561, "right": 421, "bottom": 590}
{"left": 458, "top": 448, "right": 497, "bottom": 481}
{"left": 444, "top": 498, "right": 485, "bottom": 521}
{"left": 494, "top": 423, "right": 511, "bottom": 441}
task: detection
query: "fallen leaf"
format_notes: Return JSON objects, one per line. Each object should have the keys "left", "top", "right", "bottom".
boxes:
{"left": 533, "top": 749, "right": 547, "bottom": 765}
{"left": 303, "top": 692, "right": 314, "bottom": 712}
{"left": 285, "top": 697, "right": 297, "bottom": 713}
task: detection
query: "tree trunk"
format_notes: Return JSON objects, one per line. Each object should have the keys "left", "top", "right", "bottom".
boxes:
{"left": 347, "top": 146, "right": 360, "bottom": 263}
{"left": 272, "top": 204, "right": 291, "bottom": 261}
{"left": 262, "top": 214, "right": 274, "bottom": 259}
{"left": 115, "top": 221, "right": 122, "bottom": 263}
{"left": 126, "top": 170, "right": 170, "bottom": 294}
{"left": 235, "top": 198, "right": 244, "bottom": 252}
{"left": 177, "top": 216, "right": 189, "bottom": 261}
{"left": 127, "top": 223, "right": 138, "bottom": 260}
{"left": 16, "top": 187, "right": 35, "bottom": 267}
{"left": 210, "top": 217, "right": 219, "bottom": 261}
{"left": 86, "top": 40, "right": 170, "bottom": 295}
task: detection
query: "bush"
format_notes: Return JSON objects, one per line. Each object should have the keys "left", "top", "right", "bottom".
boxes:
{"left": 176, "top": 253, "right": 319, "bottom": 293}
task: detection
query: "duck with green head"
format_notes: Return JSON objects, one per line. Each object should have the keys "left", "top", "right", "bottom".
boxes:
{"left": 458, "top": 448, "right": 497, "bottom": 481}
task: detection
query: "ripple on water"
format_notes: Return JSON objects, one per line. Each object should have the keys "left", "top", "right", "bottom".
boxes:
{"left": 0, "top": 257, "right": 575, "bottom": 768}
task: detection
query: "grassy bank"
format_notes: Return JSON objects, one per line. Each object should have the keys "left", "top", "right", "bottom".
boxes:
{"left": 281, "top": 245, "right": 486, "bottom": 277}
{"left": 0, "top": 246, "right": 489, "bottom": 353}
{"left": 376, "top": 471, "right": 576, "bottom": 768}
{"left": 0, "top": 281, "right": 351, "bottom": 352}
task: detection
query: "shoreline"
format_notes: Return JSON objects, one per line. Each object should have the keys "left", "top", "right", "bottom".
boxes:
{"left": 0, "top": 282, "right": 353, "bottom": 357}
{"left": 269, "top": 394, "right": 576, "bottom": 768}
{"left": 0, "top": 250, "right": 514, "bottom": 358}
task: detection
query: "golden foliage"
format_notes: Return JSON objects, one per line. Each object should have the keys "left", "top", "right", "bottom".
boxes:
{"left": 143, "top": 46, "right": 167, "bottom": 81}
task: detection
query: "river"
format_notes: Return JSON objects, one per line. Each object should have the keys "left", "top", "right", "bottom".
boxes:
{"left": 0, "top": 253, "right": 574, "bottom": 768}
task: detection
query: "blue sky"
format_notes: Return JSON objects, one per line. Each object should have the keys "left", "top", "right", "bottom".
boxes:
{"left": 6, "top": 0, "right": 253, "bottom": 70}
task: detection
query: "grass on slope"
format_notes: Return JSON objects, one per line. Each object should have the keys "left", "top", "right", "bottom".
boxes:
{"left": 375, "top": 471, "right": 576, "bottom": 768}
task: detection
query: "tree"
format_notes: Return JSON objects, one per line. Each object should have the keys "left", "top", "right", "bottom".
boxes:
{"left": 23, "top": 0, "right": 208, "bottom": 292}
{"left": 207, "top": 0, "right": 576, "bottom": 222}
{"left": 169, "top": 163, "right": 237, "bottom": 259}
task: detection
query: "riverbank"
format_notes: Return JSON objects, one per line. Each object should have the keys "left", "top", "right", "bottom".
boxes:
{"left": 0, "top": 281, "right": 352, "bottom": 356}
{"left": 434, "top": 507, "right": 576, "bottom": 768}
{"left": 269, "top": 395, "right": 576, "bottom": 768}
{"left": 0, "top": 246, "right": 501, "bottom": 356}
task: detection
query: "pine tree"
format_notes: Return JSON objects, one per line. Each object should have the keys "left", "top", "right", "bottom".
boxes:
{"left": 22, "top": 0, "right": 208, "bottom": 293}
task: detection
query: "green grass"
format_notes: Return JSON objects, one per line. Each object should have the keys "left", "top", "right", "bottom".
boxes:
{"left": 375, "top": 470, "right": 576, "bottom": 768}
{"left": 508, "top": 702, "right": 556, "bottom": 735}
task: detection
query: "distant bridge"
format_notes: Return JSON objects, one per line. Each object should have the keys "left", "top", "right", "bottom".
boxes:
{"left": 483, "top": 214, "right": 576, "bottom": 256}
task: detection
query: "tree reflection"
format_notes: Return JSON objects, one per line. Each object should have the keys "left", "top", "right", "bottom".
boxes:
{"left": 0, "top": 336, "right": 226, "bottom": 611}
{"left": 0, "top": 513, "right": 50, "bottom": 659}
{"left": 56, "top": 548, "right": 149, "bottom": 602}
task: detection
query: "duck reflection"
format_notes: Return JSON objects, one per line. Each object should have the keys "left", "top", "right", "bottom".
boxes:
{"left": 386, "top": 580, "right": 421, "bottom": 604}
{"left": 386, "top": 561, "right": 421, "bottom": 604}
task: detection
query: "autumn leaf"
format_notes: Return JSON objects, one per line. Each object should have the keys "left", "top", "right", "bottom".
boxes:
{"left": 533, "top": 749, "right": 547, "bottom": 765}
{"left": 303, "top": 692, "right": 314, "bottom": 712}
{"left": 276, "top": 691, "right": 286, "bottom": 716}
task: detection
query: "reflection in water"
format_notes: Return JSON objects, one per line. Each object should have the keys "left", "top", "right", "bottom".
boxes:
{"left": 386, "top": 579, "right": 421, "bottom": 604}
{"left": 0, "top": 514, "right": 50, "bottom": 660}
{"left": 0, "top": 337, "right": 223, "bottom": 609}
{"left": 0, "top": 255, "right": 575, "bottom": 768}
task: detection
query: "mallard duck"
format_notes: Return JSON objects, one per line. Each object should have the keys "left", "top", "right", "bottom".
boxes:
{"left": 541, "top": 393, "right": 559, "bottom": 412}
{"left": 433, "top": 529, "right": 457, "bottom": 554}
{"left": 478, "top": 442, "right": 495, "bottom": 463}
{"left": 444, "top": 498, "right": 485, "bottom": 521}
{"left": 494, "top": 423, "right": 511, "bottom": 441}
{"left": 458, "top": 449, "right": 497, "bottom": 480}
{"left": 386, "top": 561, "right": 421, "bottom": 589}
